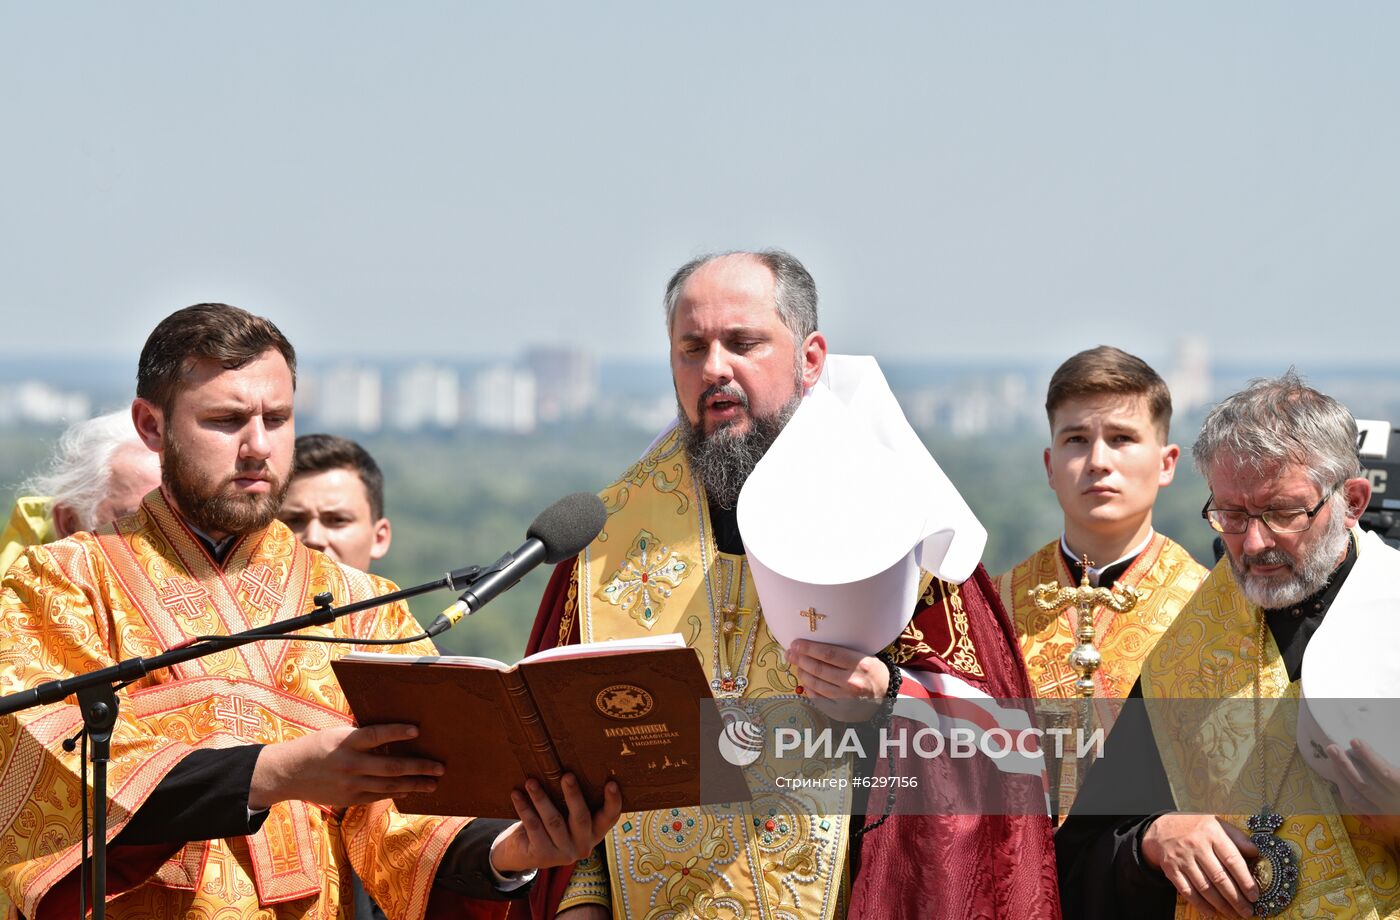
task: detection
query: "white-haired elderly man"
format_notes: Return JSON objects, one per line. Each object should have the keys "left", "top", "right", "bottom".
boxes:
{"left": 0, "top": 408, "right": 160, "bottom": 916}
{"left": 1058, "top": 371, "right": 1400, "bottom": 920}
{"left": 0, "top": 409, "right": 161, "bottom": 575}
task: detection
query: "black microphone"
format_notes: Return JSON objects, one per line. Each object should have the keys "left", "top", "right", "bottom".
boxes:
{"left": 426, "top": 492, "right": 607, "bottom": 637}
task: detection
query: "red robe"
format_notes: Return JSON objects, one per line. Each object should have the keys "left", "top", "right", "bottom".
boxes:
{"left": 523, "top": 560, "right": 1061, "bottom": 919}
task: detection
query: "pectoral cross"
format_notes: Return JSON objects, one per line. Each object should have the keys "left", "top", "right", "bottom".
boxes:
{"left": 1029, "top": 555, "right": 1140, "bottom": 699}
{"left": 799, "top": 607, "right": 826, "bottom": 632}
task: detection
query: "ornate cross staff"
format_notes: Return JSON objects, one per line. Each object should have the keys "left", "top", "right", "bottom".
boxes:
{"left": 1029, "top": 556, "right": 1140, "bottom": 821}
{"left": 1029, "top": 556, "right": 1140, "bottom": 698}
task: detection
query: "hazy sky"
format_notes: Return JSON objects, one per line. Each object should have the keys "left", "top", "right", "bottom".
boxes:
{"left": 3, "top": 3, "right": 1397, "bottom": 367}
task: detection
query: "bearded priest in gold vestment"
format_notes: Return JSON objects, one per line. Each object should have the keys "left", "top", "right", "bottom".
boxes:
{"left": 523, "top": 252, "right": 1061, "bottom": 920}
{"left": 0, "top": 304, "right": 619, "bottom": 920}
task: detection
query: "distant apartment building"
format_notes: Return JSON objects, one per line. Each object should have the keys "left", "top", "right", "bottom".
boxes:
{"left": 524, "top": 347, "right": 598, "bottom": 424}
{"left": 1165, "top": 336, "right": 1212, "bottom": 413}
{"left": 316, "top": 364, "right": 383, "bottom": 432}
{"left": 470, "top": 365, "right": 536, "bottom": 433}
{"left": 393, "top": 363, "right": 460, "bottom": 430}
{"left": 0, "top": 381, "right": 91, "bottom": 426}
{"left": 901, "top": 373, "right": 1035, "bottom": 437}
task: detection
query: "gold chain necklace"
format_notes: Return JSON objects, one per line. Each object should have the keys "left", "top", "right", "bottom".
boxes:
{"left": 706, "top": 556, "right": 761, "bottom": 698}
{"left": 1248, "top": 609, "right": 1301, "bottom": 917}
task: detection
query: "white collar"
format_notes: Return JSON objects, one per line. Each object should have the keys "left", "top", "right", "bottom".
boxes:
{"left": 1060, "top": 529, "right": 1155, "bottom": 586}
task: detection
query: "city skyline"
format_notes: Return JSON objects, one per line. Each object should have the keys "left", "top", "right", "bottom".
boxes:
{"left": 7, "top": 337, "right": 1400, "bottom": 438}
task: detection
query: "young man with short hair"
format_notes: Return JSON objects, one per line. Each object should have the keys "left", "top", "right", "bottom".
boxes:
{"left": 279, "top": 433, "right": 392, "bottom": 572}
{"left": 994, "top": 346, "right": 1207, "bottom": 814}
{"left": 277, "top": 433, "right": 399, "bottom": 920}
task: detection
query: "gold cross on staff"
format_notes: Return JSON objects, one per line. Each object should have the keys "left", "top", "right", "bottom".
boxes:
{"left": 1028, "top": 555, "right": 1140, "bottom": 698}
{"left": 799, "top": 607, "right": 826, "bottom": 632}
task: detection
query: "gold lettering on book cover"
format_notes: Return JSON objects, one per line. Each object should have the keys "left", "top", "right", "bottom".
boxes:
{"left": 596, "top": 684, "right": 656, "bottom": 720}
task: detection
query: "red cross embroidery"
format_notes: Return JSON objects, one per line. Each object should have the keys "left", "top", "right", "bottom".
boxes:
{"left": 1036, "top": 660, "right": 1082, "bottom": 699}
{"left": 239, "top": 564, "right": 285, "bottom": 610}
{"left": 158, "top": 578, "right": 211, "bottom": 621}
{"left": 213, "top": 696, "right": 264, "bottom": 741}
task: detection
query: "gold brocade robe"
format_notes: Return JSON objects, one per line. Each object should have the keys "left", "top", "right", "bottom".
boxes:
{"left": 0, "top": 496, "right": 55, "bottom": 579}
{"left": 997, "top": 533, "right": 1206, "bottom": 702}
{"left": 0, "top": 496, "right": 55, "bottom": 919}
{"left": 559, "top": 431, "right": 851, "bottom": 920}
{"left": 0, "top": 489, "right": 472, "bottom": 920}
{"left": 997, "top": 533, "right": 1205, "bottom": 819}
{"left": 1140, "top": 550, "right": 1400, "bottom": 919}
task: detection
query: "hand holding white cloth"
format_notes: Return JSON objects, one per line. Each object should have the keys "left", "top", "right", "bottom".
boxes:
{"left": 738, "top": 355, "right": 987, "bottom": 656}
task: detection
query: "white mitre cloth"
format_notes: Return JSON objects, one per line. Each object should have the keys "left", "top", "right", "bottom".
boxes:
{"left": 1298, "top": 527, "right": 1400, "bottom": 786}
{"left": 736, "top": 354, "right": 987, "bottom": 655}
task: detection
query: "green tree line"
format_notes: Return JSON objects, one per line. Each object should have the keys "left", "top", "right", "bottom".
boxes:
{"left": 1, "top": 422, "right": 1218, "bottom": 662}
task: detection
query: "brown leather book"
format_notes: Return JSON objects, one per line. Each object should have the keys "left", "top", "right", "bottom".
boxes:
{"left": 331, "top": 634, "right": 749, "bottom": 818}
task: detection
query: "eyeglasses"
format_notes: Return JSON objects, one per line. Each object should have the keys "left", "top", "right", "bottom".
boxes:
{"left": 1201, "top": 485, "right": 1338, "bottom": 535}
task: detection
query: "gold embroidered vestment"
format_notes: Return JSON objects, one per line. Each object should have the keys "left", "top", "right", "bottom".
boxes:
{"left": 1141, "top": 554, "right": 1400, "bottom": 919}
{"left": 998, "top": 533, "right": 1206, "bottom": 703}
{"left": 562, "top": 431, "right": 851, "bottom": 919}
{"left": 0, "top": 490, "right": 473, "bottom": 920}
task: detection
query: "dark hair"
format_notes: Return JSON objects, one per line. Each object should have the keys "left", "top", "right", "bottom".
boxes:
{"left": 137, "top": 303, "right": 297, "bottom": 415}
{"left": 1045, "top": 345, "right": 1173, "bottom": 438}
{"left": 292, "top": 433, "right": 386, "bottom": 520}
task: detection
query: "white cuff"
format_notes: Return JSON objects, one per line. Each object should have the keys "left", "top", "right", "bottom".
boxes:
{"left": 488, "top": 831, "right": 538, "bottom": 892}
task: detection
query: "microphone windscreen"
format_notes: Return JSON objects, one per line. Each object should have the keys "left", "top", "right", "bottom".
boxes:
{"left": 527, "top": 492, "right": 607, "bottom": 564}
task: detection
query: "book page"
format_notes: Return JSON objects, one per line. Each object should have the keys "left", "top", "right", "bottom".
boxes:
{"left": 339, "top": 650, "right": 511, "bottom": 670}
{"left": 519, "top": 632, "right": 687, "bottom": 664}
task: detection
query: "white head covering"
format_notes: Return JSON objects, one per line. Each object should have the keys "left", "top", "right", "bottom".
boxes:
{"left": 1298, "top": 528, "right": 1400, "bottom": 784}
{"left": 736, "top": 355, "right": 987, "bottom": 654}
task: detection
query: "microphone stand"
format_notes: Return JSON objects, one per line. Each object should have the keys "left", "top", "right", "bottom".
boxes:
{"left": 0, "top": 563, "right": 484, "bottom": 920}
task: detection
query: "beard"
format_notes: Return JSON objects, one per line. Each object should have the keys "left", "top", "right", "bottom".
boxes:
{"left": 677, "top": 382, "right": 802, "bottom": 511}
{"left": 163, "top": 433, "right": 290, "bottom": 538}
{"left": 1227, "top": 495, "right": 1351, "bottom": 609}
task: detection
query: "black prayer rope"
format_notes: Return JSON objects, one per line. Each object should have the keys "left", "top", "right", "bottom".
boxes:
{"left": 853, "top": 651, "right": 903, "bottom": 840}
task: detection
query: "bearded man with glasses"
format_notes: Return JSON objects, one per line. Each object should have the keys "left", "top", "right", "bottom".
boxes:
{"left": 1201, "top": 481, "right": 1350, "bottom": 612}
{"left": 1057, "top": 371, "right": 1400, "bottom": 920}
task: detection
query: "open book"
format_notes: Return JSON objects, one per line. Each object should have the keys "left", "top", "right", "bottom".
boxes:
{"left": 331, "top": 634, "right": 748, "bottom": 818}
